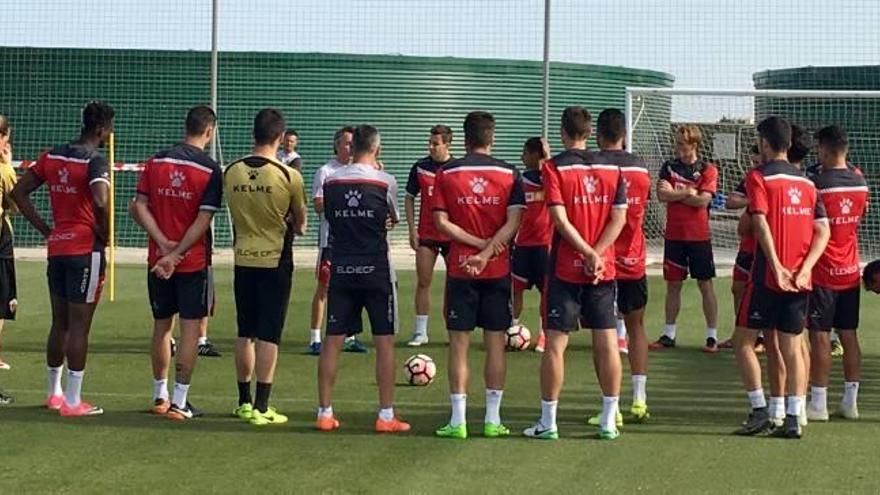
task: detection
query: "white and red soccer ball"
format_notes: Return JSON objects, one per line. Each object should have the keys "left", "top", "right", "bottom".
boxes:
{"left": 506, "top": 324, "right": 531, "bottom": 351}
{"left": 403, "top": 354, "right": 436, "bottom": 386}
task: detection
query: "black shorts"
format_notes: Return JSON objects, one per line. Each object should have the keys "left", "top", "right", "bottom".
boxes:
{"left": 663, "top": 240, "right": 716, "bottom": 281}
{"left": 445, "top": 276, "right": 511, "bottom": 332}
{"left": 327, "top": 283, "right": 397, "bottom": 336}
{"left": 545, "top": 277, "right": 617, "bottom": 332}
{"left": 616, "top": 277, "right": 647, "bottom": 314}
{"left": 738, "top": 283, "right": 808, "bottom": 334}
{"left": 808, "top": 286, "right": 860, "bottom": 332}
{"left": 0, "top": 257, "right": 16, "bottom": 320}
{"left": 47, "top": 252, "right": 105, "bottom": 304}
{"left": 512, "top": 245, "right": 548, "bottom": 291}
{"left": 419, "top": 239, "right": 450, "bottom": 259}
{"left": 148, "top": 268, "right": 213, "bottom": 320}
{"left": 234, "top": 263, "right": 293, "bottom": 345}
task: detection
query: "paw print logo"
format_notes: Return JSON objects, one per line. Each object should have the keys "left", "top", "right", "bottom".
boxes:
{"left": 840, "top": 198, "right": 853, "bottom": 215}
{"left": 247, "top": 169, "right": 259, "bottom": 181}
{"left": 469, "top": 177, "right": 488, "bottom": 194}
{"left": 345, "top": 189, "right": 362, "bottom": 207}
{"left": 787, "top": 187, "right": 802, "bottom": 205}
{"left": 583, "top": 176, "right": 598, "bottom": 194}
{"left": 170, "top": 170, "right": 185, "bottom": 188}
{"left": 58, "top": 167, "right": 70, "bottom": 184}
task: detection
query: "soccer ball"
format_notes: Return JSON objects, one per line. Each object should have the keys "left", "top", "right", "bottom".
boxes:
{"left": 506, "top": 324, "right": 531, "bottom": 351}
{"left": 403, "top": 354, "right": 436, "bottom": 386}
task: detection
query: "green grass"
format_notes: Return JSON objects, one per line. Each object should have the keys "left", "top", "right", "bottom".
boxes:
{"left": 2, "top": 261, "right": 880, "bottom": 493}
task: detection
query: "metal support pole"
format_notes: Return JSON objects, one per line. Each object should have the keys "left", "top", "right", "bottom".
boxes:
{"left": 624, "top": 88, "right": 633, "bottom": 152}
{"left": 210, "top": 0, "right": 219, "bottom": 161}
{"left": 541, "top": 0, "right": 551, "bottom": 139}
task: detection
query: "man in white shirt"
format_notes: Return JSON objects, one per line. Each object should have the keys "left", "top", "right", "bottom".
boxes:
{"left": 277, "top": 129, "right": 302, "bottom": 170}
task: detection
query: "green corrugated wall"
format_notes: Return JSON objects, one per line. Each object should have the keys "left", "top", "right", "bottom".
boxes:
{"left": 0, "top": 48, "right": 673, "bottom": 249}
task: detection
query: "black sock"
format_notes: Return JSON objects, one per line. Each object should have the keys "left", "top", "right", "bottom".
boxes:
{"left": 255, "top": 382, "right": 272, "bottom": 413}
{"left": 238, "top": 381, "right": 252, "bottom": 406}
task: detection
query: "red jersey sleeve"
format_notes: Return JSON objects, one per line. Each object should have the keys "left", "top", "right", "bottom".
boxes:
{"left": 542, "top": 159, "right": 563, "bottom": 206}
{"left": 200, "top": 165, "right": 222, "bottom": 212}
{"left": 698, "top": 164, "right": 718, "bottom": 195}
{"left": 613, "top": 173, "right": 627, "bottom": 208}
{"left": 745, "top": 170, "right": 768, "bottom": 215}
{"left": 508, "top": 171, "right": 526, "bottom": 209}
{"left": 30, "top": 153, "right": 48, "bottom": 181}
{"left": 432, "top": 167, "right": 448, "bottom": 212}
{"left": 136, "top": 160, "right": 151, "bottom": 197}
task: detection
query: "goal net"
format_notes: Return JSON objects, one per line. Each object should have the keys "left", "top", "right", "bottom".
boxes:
{"left": 625, "top": 88, "right": 880, "bottom": 266}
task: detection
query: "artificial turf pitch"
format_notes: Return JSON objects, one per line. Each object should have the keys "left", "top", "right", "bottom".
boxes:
{"left": 1, "top": 261, "right": 879, "bottom": 493}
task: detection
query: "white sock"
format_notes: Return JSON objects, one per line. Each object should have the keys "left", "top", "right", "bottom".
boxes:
{"left": 616, "top": 319, "right": 627, "bottom": 340}
{"left": 747, "top": 388, "right": 766, "bottom": 410}
{"left": 662, "top": 324, "right": 676, "bottom": 340}
{"left": 47, "top": 365, "right": 64, "bottom": 397}
{"left": 310, "top": 329, "right": 322, "bottom": 344}
{"left": 769, "top": 396, "right": 785, "bottom": 419}
{"left": 65, "top": 369, "right": 84, "bottom": 407}
{"left": 415, "top": 315, "right": 429, "bottom": 336}
{"left": 786, "top": 395, "right": 805, "bottom": 417}
{"left": 153, "top": 379, "right": 169, "bottom": 401}
{"left": 378, "top": 407, "right": 394, "bottom": 422}
{"left": 810, "top": 386, "right": 827, "bottom": 412}
{"left": 843, "top": 381, "right": 859, "bottom": 407}
{"left": 172, "top": 382, "right": 190, "bottom": 409}
{"left": 197, "top": 336, "right": 208, "bottom": 346}
{"left": 345, "top": 336, "right": 355, "bottom": 342}
{"left": 540, "top": 399, "right": 558, "bottom": 429}
{"left": 632, "top": 375, "right": 647, "bottom": 404}
{"left": 318, "top": 406, "right": 334, "bottom": 418}
{"left": 511, "top": 317, "right": 520, "bottom": 326}
{"left": 706, "top": 327, "right": 718, "bottom": 340}
{"left": 450, "top": 393, "right": 467, "bottom": 427}
{"left": 830, "top": 331, "right": 840, "bottom": 344}
{"left": 600, "top": 396, "right": 619, "bottom": 431}
{"left": 485, "top": 389, "right": 503, "bottom": 425}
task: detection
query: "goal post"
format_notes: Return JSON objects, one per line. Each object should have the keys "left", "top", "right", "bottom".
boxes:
{"left": 625, "top": 87, "right": 880, "bottom": 266}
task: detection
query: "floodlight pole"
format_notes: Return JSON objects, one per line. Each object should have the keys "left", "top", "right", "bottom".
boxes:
{"left": 541, "top": 0, "right": 551, "bottom": 139}
{"left": 210, "top": 0, "right": 219, "bottom": 161}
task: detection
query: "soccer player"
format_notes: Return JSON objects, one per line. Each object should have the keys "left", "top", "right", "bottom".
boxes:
{"left": 523, "top": 106, "right": 627, "bottom": 441}
{"left": 601, "top": 109, "right": 651, "bottom": 423}
{"left": 277, "top": 129, "right": 302, "bottom": 170}
{"left": 651, "top": 125, "right": 719, "bottom": 352}
{"left": 308, "top": 126, "right": 367, "bottom": 355}
{"left": 316, "top": 124, "right": 409, "bottom": 433}
{"left": 734, "top": 116, "right": 829, "bottom": 439}
{"left": 806, "top": 125, "right": 868, "bottom": 421}
{"left": 432, "top": 111, "right": 524, "bottom": 440}
{"left": 129, "top": 105, "right": 222, "bottom": 419}
{"left": 404, "top": 125, "right": 454, "bottom": 347}
{"left": 511, "top": 137, "right": 551, "bottom": 352}
{"left": 225, "top": 108, "right": 307, "bottom": 425}
{"left": 0, "top": 115, "right": 18, "bottom": 372}
{"left": 12, "top": 101, "right": 114, "bottom": 416}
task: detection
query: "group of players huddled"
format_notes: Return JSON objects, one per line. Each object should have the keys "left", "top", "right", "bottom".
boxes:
{"left": 0, "top": 100, "right": 875, "bottom": 441}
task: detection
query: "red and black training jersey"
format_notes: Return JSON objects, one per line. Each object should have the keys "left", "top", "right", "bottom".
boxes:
{"left": 515, "top": 167, "right": 552, "bottom": 247}
{"left": 659, "top": 159, "right": 718, "bottom": 241}
{"left": 405, "top": 156, "right": 452, "bottom": 243}
{"left": 606, "top": 150, "right": 650, "bottom": 280}
{"left": 811, "top": 167, "right": 869, "bottom": 290}
{"left": 731, "top": 178, "right": 756, "bottom": 254}
{"left": 433, "top": 153, "right": 525, "bottom": 280}
{"left": 136, "top": 143, "right": 222, "bottom": 273}
{"left": 543, "top": 149, "right": 628, "bottom": 284}
{"left": 746, "top": 160, "right": 827, "bottom": 292}
{"left": 30, "top": 142, "right": 110, "bottom": 257}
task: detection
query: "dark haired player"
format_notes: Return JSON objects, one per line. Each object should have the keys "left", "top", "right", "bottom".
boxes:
{"left": 316, "top": 125, "right": 409, "bottom": 433}
{"left": 277, "top": 129, "right": 302, "bottom": 170}
{"left": 224, "top": 108, "right": 307, "bottom": 425}
{"left": 130, "top": 105, "right": 222, "bottom": 419}
{"left": 734, "top": 117, "right": 829, "bottom": 439}
{"left": 12, "top": 101, "right": 114, "bottom": 416}
{"left": 404, "top": 124, "right": 454, "bottom": 347}
{"left": 511, "top": 136, "right": 551, "bottom": 352}
{"left": 806, "top": 125, "right": 868, "bottom": 421}
{"left": 433, "top": 111, "right": 524, "bottom": 440}
{"left": 524, "top": 106, "right": 627, "bottom": 440}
